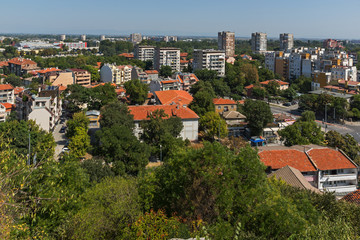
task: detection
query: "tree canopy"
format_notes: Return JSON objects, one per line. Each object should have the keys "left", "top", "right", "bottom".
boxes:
{"left": 242, "top": 99, "right": 273, "bottom": 136}
{"left": 124, "top": 79, "right": 149, "bottom": 105}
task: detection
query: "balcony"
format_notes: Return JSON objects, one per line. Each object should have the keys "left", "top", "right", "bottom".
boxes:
{"left": 322, "top": 184, "right": 357, "bottom": 193}
{"left": 320, "top": 173, "right": 357, "bottom": 182}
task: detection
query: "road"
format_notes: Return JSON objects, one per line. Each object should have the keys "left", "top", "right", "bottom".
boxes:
{"left": 53, "top": 121, "right": 67, "bottom": 159}
{"left": 270, "top": 104, "right": 360, "bottom": 143}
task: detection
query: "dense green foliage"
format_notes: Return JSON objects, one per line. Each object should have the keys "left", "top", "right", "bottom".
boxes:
{"left": 199, "top": 111, "right": 228, "bottom": 140}
{"left": 189, "top": 81, "right": 216, "bottom": 116}
{"left": 124, "top": 79, "right": 149, "bottom": 105}
{"left": 242, "top": 99, "right": 273, "bottom": 136}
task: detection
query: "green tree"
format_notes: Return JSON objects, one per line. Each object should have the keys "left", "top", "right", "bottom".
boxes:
{"left": 251, "top": 86, "right": 267, "bottom": 99}
{"left": 292, "top": 76, "right": 312, "bottom": 93}
{"left": 159, "top": 65, "right": 172, "bottom": 77}
{"left": 241, "top": 63, "right": 259, "bottom": 85}
{"left": 124, "top": 79, "right": 149, "bottom": 105}
{"left": 4, "top": 74, "right": 23, "bottom": 86}
{"left": 83, "top": 65, "right": 100, "bottom": 82}
{"left": 279, "top": 111, "right": 325, "bottom": 146}
{"left": 96, "top": 125, "right": 150, "bottom": 176}
{"left": 68, "top": 126, "right": 90, "bottom": 158}
{"left": 199, "top": 111, "right": 228, "bottom": 140}
{"left": 265, "top": 80, "right": 280, "bottom": 96}
{"left": 99, "top": 102, "right": 134, "bottom": 130}
{"left": 89, "top": 83, "right": 117, "bottom": 110}
{"left": 326, "top": 130, "right": 360, "bottom": 164}
{"left": 67, "top": 177, "right": 141, "bottom": 239}
{"left": 64, "top": 84, "right": 91, "bottom": 113}
{"left": 242, "top": 99, "right": 273, "bottom": 136}
{"left": 189, "top": 81, "right": 216, "bottom": 116}
{"left": 194, "top": 69, "right": 218, "bottom": 81}
{"left": 81, "top": 157, "right": 114, "bottom": 183}
{"left": 66, "top": 112, "right": 89, "bottom": 138}
{"left": 282, "top": 86, "right": 297, "bottom": 101}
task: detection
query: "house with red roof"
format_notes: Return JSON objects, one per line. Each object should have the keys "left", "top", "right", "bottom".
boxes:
{"left": 8, "top": 57, "right": 39, "bottom": 76}
{"left": 258, "top": 145, "right": 358, "bottom": 196}
{"left": 260, "top": 79, "right": 289, "bottom": 90}
{"left": 0, "top": 102, "right": 15, "bottom": 122}
{"left": 119, "top": 53, "right": 134, "bottom": 59}
{"left": 100, "top": 63, "right": 132, "bottom": 85}
{"left": 144, "top": 70, "right": 159, "bottom": 81}
{"left": 175, "top": 73, "right": 199, "bottom": 91}
{"left": 128, "top": 104, "right": 199, "bottom": 141}
{"left": 154, "top": 90, "right": 193, "bottom": 105}
{"left": 343, "top": 189, "right": 360, "bottom": 204}
{"left": 149, "top": 78, "right": 181, "bottom": 92}
{"left": 213, "top": 98, "right": 237, "bottom": 113}
{"left": 0, "top": 84, "right": 15, "bottom": 104}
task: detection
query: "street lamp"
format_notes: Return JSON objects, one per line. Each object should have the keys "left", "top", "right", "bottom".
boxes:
{"left": 159, "top": 144, "right": 162, "bottom": 162}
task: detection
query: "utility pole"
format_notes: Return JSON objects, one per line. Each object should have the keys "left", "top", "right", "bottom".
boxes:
{"left": 27, "top": 131, "right": 31, "bottom": 165}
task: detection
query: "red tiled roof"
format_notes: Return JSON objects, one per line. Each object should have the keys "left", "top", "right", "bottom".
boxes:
{"left": 13, "top": 87, "right": 24, "bottom": 94}
{"left": 338, "top": 79, "right": 360, "bottom": 86}
{"left": 260, "top": 79, "right": 289, "bottom": 86}
{"left": 0, "top": 61, "right": 8, "bottom": 67}
{"left": 145, "top": 70, "right": 159, "bottom": 74}
{"left": 180, "top": 60, "right": 189, "bottom": 64}
{"left": 36, "top": 68, "right": 61, "bottom": 74}
{"left": 259, "top": 150, "right": 316, "bottom": 172}
{"left": 115, "top": 87, "right": 126, "bottom": 94}
{"left": 1, "top": 102, "right": 15, "bottom": 112}
{"left": 155, "top": 90, "right": 193, "bottom": 105}
{"left": 90, "top": 83, "right": 117, "bottom": 88}
{"left": 0, "top": 84, "right": 14, "bottom": 91}
{"left": 237, "top": 100, "right": 245, "bottom": 105}
{"left": 128, "top": 105, "right": 199, "bottom": 121}
{"left": 343, "top": 189, "right": 360, "bottom": 204}
{"left": 119, "top": 53, "right": 134, "bottom": 58}
{"left": 180, "top": 52, "right": 188, "bottom": 57}
{"left": 95, "top": 62, "right": 102, "bottom": 69}
{"left": 58, "top": 85, "right": 67, "bottom": 91}
{"left": 8, "top": 58, "right": 36, "bottom": 65}
{"left": 213, "top": 98, "right": 236, "bottom": 105}
{"left": 147, "top": 93, "right": 153, "bottom": 98}
{"left": 161, "top": 80, "right": 177, "bottom": 84}
{"left": 245, "top": 84, "right": 254, "bottom": 89}
{"left": 307, "top": 148, "right": 357, "bottom": 170}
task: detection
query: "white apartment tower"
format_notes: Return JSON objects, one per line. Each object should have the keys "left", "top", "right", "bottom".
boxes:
{"left": 81, "top": 34, "right": 86, "bottom": 41}
{"left": 251, "top": 32, "right": 267, "bottom": 53}
{"left": 134, "top": 45, "right": 155, "bottom": 62}
{"left": 60, "top": 34, "right": 66, "bottom": 41}
{"left": 154, "top": 47, "right": 180, "bottom": 72}
{"left": 130, "top": 33, "right": 142, "bottom": 44}
{"left": 218, "top": 31, "right": 235, "bottom": 57}
{"left": 193, "top": 49, "right": 225, "bottom": 77}
{"left": 280, "top": 33, "right": 294, "bottom": 50}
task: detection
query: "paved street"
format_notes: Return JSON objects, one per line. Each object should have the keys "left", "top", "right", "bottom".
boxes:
{"left": 270, "top": 104, "right": 360, "bottom": 143}
{"left": 53, "top": 121, "right": 67, "bottom": 159}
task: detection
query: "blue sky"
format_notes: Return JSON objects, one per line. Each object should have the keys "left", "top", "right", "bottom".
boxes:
{"left": 1, "top": 0, "right": 360, "bottom": 39}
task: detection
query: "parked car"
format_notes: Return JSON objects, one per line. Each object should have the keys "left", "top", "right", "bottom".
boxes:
{"left": 283, "top": 102, "right": 292, "bottom": 107}
{"left": 61, "top": 147, "right": 70, "bottom": 153}
{"left": 60, "top": 126, "right": 67, "bottom": 133}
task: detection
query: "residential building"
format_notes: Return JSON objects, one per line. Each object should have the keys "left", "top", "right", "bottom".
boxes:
{"left": 221, "top": 110, "right": 247, "bottom": 137}
{"left": 100, "top": 35, "right": 105, "bottom": 41}
{"left": 131, "top": 67, "right": 150, "bottom": 84}
{"left": 134, "top": 45, "right": 155, "bottom": 62}
{"left": 268, "top": 166, "right": 321, "bottom": 193}
{"left": 331, "top": 66, "right": 357, "bottom": 81}
{"left": 193, "top": 49, "right": 225, "bottom": 76}
{"left": 251, "top": 32, "right": 267, "bottom": 53}
{"left": 145, "top": 70, "right": 159, "bottom": 81}
{"left": 128, "top": 105, "right": 199, "bottom": 141}
{"left": 154, "top": 47, "right": 181, "bottom": 72}
{"left": 81, "top": 34, "right": 86, "bottom": 41}
{"left": 288, "top": 53, "right": 302, "bottom": 80}
{"left": 119, "top": 53, "right": 134, "bottom": 59}
{"left": 279, "top": 33, "right": 294, "bottom": 50}
{"left": 275, "top": 56, "right": 289, "bottom": 79}
{"left": 17, "top": 86, "right": 62, "bottom": 131}
{"left": 150, "top": 79, "right": 181, "bottom": 92}
{"left": 164, "top": 36, "right": 178, "bottom": 42}
{"left": 67, "top": 69, "right": 91, "bottom": 86}
{"left": 60, "top": 34, "right": 66, "bottom": 41}
{"left": 174, "top": 73, "right": 199, "bottom": 91}
{"left": 259, "top": 79, "right": 289, "bottom": 91}
{"left": 130, "top": 33, "right": 142, "bottom": 44}
{"left": 0, "top": 84, "right": 15, "bottom": 104}
{"left": 50, "top": 71, "right": 74, "bottom": 87}
{"left": 0, "top": 102, "right": 15, "bottom": 122}
{"left": 323, "top": 39, "right": 343, "bottom": 49}
{"left": 258, "top": 145, "right": 358, "bottom": 196}
{"left": 86, "top": 110, "right": 101, "bottom": 129}
{"left": 343, "top": 189, "right": 360, "bottom": 204}
{"left": 154, "top": 90, "right": 193, "bottom": 105}
{"left": 312, "top": 71, "right": 331, "bottom": 90}
{"left": 265, "top": 51, "right": 276, "bottom": 72}
{"left": 8, "top": 57, "right": 39, "bottom": 76}
{"left": 218, "top": 31, "right": 235, "bottom": 57}
{"left": 63, "top": 41, "right": 87, "bottom": 49}
{"left": 213, "top": 98, "right": 237, "bottom": 113}
{"left": 100, "top": 64, "right": 133, "bottom": 85}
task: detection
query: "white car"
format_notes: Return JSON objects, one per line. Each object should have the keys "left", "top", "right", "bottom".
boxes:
{"left": 61, "top": 147, "right": 70, "bottom": 153}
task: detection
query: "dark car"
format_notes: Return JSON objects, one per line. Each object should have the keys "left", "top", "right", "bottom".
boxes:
{"left": 283, "top": 102, "right": 292, "bottom": 107}
{"left": 60, "top": 126, "right": 67, "bottom": 133}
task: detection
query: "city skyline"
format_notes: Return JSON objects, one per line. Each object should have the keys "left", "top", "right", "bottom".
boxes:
{"left": 2, "top": 0, "right": 360, "bottom": 39}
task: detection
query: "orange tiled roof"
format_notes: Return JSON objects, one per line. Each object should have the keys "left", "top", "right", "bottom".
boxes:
{"left": 145, "top": 70, "right": 159, "bottom": 75}
{"left": 161, "top": 80, "right": 177, "bottom": 84}
{"left": 259, "top": 149, "right": 316, "bottom": 172}
{"left": 260, "top": 79, "right": 289, "bottom": 86}
{"left": 155, "top": 90, "right": 193, "bottom": 105}
{"left": 90, "top": 83, "right": 117, "bottom": 88}
{"left": 343, "top": 189, "right": 360, "bottom": 204}
{"left": 245, "top": 84, "right": 254, "bottom": 89}
{"left": 8, "top": 57, "right": 36, "bottom": 65}
{"left": 213, "top": 98, "right": 236, "bottom": 105}
{"left": 119, "top": 53, "right": 134, "bottom": 58}
{"left": 0, "top": 61, "right": 8, "bottom": 67}
{"left": 180, "top": 52, "right": 188, "bottom": 57}
{"left": 36, "top": 68, "right": 61, "bottom": 74}
{"left": 1, "top": 102, "right": 15, "bottom": 112}
{"left": 0, "top": 84, "right": 14, "bottom": 91}
{"left": 58, "top": 85, "right": 67, "bottom": 91}
{"left": 115, "top": 87, "right": 126, "bottom": 94}
{"left": 307, "top": 148, "right": 357, "bottom": 170}
{"left": 338, "top": 79, "right": 360, "bottom": 86}
{"left": 128, "top": 105, "right": 199, "bottom": 121}
{"left": 95, "top": 62, "right": 102, "bottom": 69}
{"left": 180, "top": 60, "right": 189, "bottom": 64}
{"left": 13, "top": 87, "right": 24, "bottom": 94}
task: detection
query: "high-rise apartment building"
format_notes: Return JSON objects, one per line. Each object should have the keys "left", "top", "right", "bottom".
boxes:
{"left": 218, "top": 31, "right": 235, "bottom": 57}
{"left": 154, "top": 47, "right": 180, "bottom": 72}
{"left": 193, "top": 49, "right": 225, "bottom": 77}
{"left": 100, "top": 35, "right": 106, "bottom": 41}
{"left": 280, "top": 33, "right": 294, "bottom": 50}
{"left": 60, "top": 34, "right": 66, "bottom": 41}
{"left": 134, "top": 45, "right": 155, "bottom": 63}
{"left": 130, "top": 33, "right": 142, "bottom": 44}
{"left": 251, "top": 32, "right": 267, "bottom": 53}
{"left": 81, "top": 34, "right": 86, "bottom": 41}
